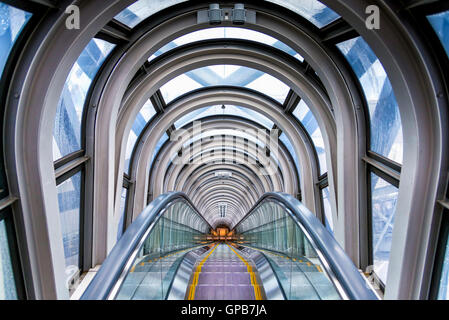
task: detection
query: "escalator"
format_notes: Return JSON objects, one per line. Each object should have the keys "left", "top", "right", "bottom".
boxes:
{"left": 81, "top": 192, "right": 379, "bottom": 300}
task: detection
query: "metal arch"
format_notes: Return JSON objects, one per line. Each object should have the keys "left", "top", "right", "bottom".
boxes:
{"left": 200, "top": 196, "right": 247, "bottom": 217}
{"left": 170, "top": 161, "right": 271, "bottom": 197}
{"left": 319, "top": 0, "right": 449, "bottom": 299}
{"left": 182, "top": 169, "right": 264, "bottom": 199}
{"left": 184, "top": 175, "right": 261, "bottom": 203}
{"left": 191, "top": 185, "right": 252, "bottom": 217}
{"left": 128, "top": 88, "right": 320, "bottom": 222}
{"left": 174, "top": 163, "right": 271, "bottom": 197}
{"left": 87, "top": 6, "right": 349, "bottom": 266}
{"left": 116, "top": 41, "right": 334, "bottom": 188}
{"left": 156, "top": 132, "right": 286, "bottom": 189}
{"left": 152, "top": 118, "right": 295, "bottom": 195}
{"left": 189, "top": 178, "right": 259, "bottom": 208}
{"left": 8, "top": 0, "right": 446, "bottom": 300}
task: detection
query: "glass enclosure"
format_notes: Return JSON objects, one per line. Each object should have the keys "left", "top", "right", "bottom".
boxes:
{"left": 117, "top": 188, "right": 128, "bottom": 241}
{"left": 125, "top": 99, "right": 156, "bottom": 174}
{"left": 56, "top": 171, "right": 82, "bottom": 286}
{"left": 292, "top": 100, "right": 327, "bottom": 174}
{"left": 149, "top": 27, "right": 304, "bottom": 62}
{"left": 321, "top": 187, "right": 333, "bottom": 233}
{"left": 115, "top": 200, "right": 209, "bottom": 300}
{"left": 160, "top": 65, "right": 290, "bottom": 104}
{"left": 0, "top": 210, "right": 19, "bottom": 300}
{"left": 114, "top": 0, "right": 187, "bottom": 28}
{"left": 265, "top": 0, "right": 340, "bottom": 28}
{"left": 53, "top": 38, "right": 115, "bottom": 160}
{"left": 235, "top": 200, "right": 341, "bottom": 300}
{"left": 428, "top": 10, "right": 449, "bottom": 58}
{"left": 370, "top": 172, "right": 398, "bottom": 284}
{"left": 437, "top": 231, "right": 449, "bottom": 300}
{"left": 0, "top": 3, "right": 31, "bottom": 78}
{"left": 337, "top": 37, "right": 403, "bottom": 164}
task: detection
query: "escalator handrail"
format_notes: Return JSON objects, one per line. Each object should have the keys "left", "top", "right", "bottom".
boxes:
{"left": 80, "top": 192, "right": 211, "bottom": 300}
{"left": 233, "top": 192, "right": 379, "bottom": 300}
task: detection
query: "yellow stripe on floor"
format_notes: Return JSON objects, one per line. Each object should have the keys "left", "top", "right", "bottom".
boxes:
{"left": 186, "top": 243, "right": 218, "bottom": 300}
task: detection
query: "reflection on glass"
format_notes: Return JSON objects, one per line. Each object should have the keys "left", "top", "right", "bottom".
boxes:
{"left": 265, "top": 0, "right": 339, "bottom": 28}
{"left": 337, "top": 37, "right": 403, "bottom": 164}
{"left": 160, "top": 65, "right": 290, "bottom": 104}
{"left": 53, "top": 39, "right": 115, "bottom": 160}
{"left": 293, "top": 100, "right": 327, "bottom": 174}
{"left": 0, "top": 3, "right": 31, "bottom": 79}
{"left": 125, "top": 99, "right": 156, "bottom": 174}
{"left": 370, "top": 172, "right": 398, "bottom": 284}
{"left": 428, "top": 10, "right": 449, "bottom": 58}
{"left": 321, "top": 187, "right": 333, "bottom": 233}
{"left": 56, "top": 171, "right": 82, "bottom": 290}
{"left": 149, "top": 27, "right": 304, "bottom": 63}
{"left": 236, "top": 201, "right": 341, "bottom": 299}
{"left": 117, "top": 188, "right": 128, "bottom": 241}
{"left": 437, "top": 231, "right": 449, "bottom": 300}
{"left": 175, "top": 105, "right": 273, "bottom": 129}
{"left": 115, "top": 201, "right": 208, "bottom": 300}
{"left": 114, "top": 0, "right": 187, "bottom": 28}
{"left": 0, "top": 215, "right": 18, "bottom": 300}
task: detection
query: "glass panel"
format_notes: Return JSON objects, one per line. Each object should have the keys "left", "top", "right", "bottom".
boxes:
{"left": 160, "top": 65, "right": 290, "bottom": 104}
{"left": 279, "top": 133, "right": 301, "bottom": 180}
{"left": 56, "top": 171, "right": 82, "bottom": 287}
{"left": 321, "top": 187, "right": 333, "bottom": 233}
{"left": 428, "top": 10, "right": 449, "bottom": 58}
{"left": 236, "top": 201, "right": 341, "bottom": 299}
{"left": 437, "top": 229, "right": 449, "bottom": 299}
{"left": 370, "top": 172, "right": 398, "bottom": 284}
{"left": 0, "top": 215, "right": 18, "bottom": 300}
{"left": 337, "top": 37, "right": 403, "bottom": 164}
{"left": 115, "top": 200, "right": 209, "bottom": 299}
{"left": 117, "top": 188, "right": 128, "bottom": 241}
{"left": 149, "top": 27, "right": 304, "bottom": 62}
{"left": 114, "top": 0, "right": 187, "bottom": 28}
{"left": 265, "top": 0, "right": 340, "bottom": 28}
{"left": 174, "top": 105, "right": 274, "bottom": 129}
{"left": 125, "top": 99, "right": 156, "bottom": 174}
{"left": 0, "top": 3, "right": 32, "bottom": 79}
{"left": 293, "top": 100, "right": 327, "bottom": 174}
{"left": 53, "top": 39, "right": 115, "bottom": 160}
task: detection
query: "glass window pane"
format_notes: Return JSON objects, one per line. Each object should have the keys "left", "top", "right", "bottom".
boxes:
{"left": 437, "top": 229, "right": 449, "bottom": 299}
{"left": 149, "top": 27, "right": 304, "bottom": 63}
{"left": 0, "top": 215, "right": 18, "bottom": 300}
{"left": 293, "top": 100, "right": 327, "bottom": 174}
{"left": 428, "top": 10, "right": 449, "bottom": 58}
{"left": 125, "top": 99, "right": 156, "bottom": 174}
{"left": 321, "top": 187, "right": 333, "bottom": 233}
{"left": 0, "top": 3, "right": 32, "bottom": 79}
{"left": 370, "top": 172, "right": 398, "bottom": 284}
{"left": 117, "top": 188, "right": 128, "bottom": 241}
{"left": 160, "top": 65, "right": 290, "bottom": 104}
{"left": 114, "top": 0, "right": 187, "bottom": 28}
{"left": 337, "top": 37, "right": 403, "bottom": 164}
{"left": 53, "top": 39, "right": 115, "bottom": 160}
{"left": 56, "top": 171, "right": 82, "bottom": 284}
{"left": 265, "top": 0, "right": 340, "bottom": 28}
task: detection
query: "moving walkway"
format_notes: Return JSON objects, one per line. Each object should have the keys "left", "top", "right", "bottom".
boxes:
{"left": 81, "top": 192, "right": 378, "bottom": 300}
